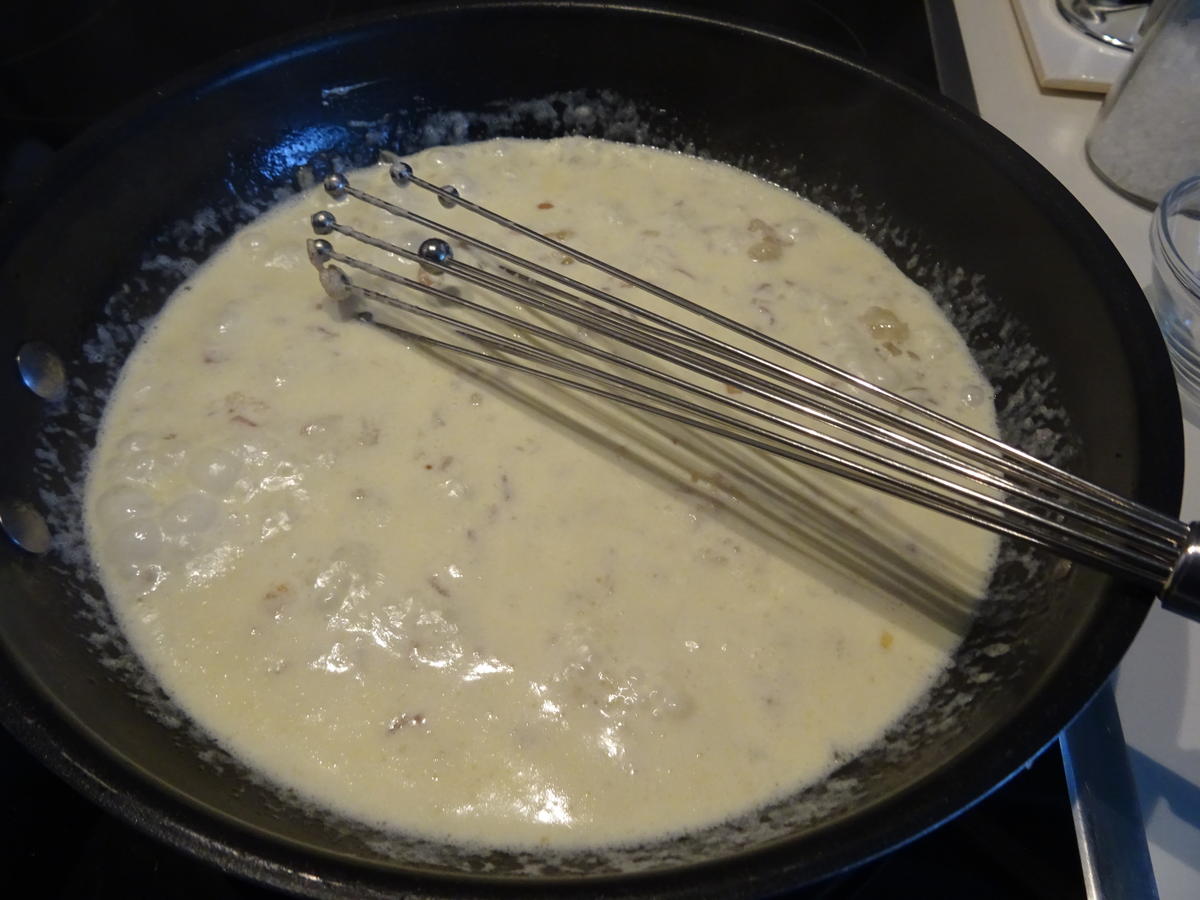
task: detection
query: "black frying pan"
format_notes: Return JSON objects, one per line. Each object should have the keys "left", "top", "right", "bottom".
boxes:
{"left": 0, "top": 3, "right": 1181, "bottom": 897}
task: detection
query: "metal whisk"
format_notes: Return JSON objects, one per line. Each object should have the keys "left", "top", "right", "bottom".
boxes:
{"left": 304, "top": 161, "right": 1200, "bottom": 621}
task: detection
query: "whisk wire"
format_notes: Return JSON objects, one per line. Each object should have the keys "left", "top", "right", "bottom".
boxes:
{"left": 318, "top": 238, "right": 1171, "bottom": 585}
{"left": 307, "top": 164, "right": 1200, "bottom": 608}
{"left": 389, "top": 168, "right": 1185, "bottom": 543}
{"left": 322, "top": 228, "right": 1176, "bottom": 581}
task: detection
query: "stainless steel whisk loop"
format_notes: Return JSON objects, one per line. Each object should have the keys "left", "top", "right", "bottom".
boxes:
{"left": 305, "top": 161, "right": 1200, "bottom": 622}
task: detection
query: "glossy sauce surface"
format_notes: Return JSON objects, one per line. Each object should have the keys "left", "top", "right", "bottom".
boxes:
{"left": 86, "top": 138, "right": 998, "bottom": 848}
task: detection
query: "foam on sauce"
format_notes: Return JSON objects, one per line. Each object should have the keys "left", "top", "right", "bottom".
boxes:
{"left": 85, "top": 137, "right": 999, "bottom": 849}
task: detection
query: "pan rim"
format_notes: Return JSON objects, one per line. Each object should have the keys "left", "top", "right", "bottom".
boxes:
{"left": 0, "top": 2, "right": 1182, "bottom": 896}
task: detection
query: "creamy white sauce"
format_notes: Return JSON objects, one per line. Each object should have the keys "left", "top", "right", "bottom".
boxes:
{"left": 85, "top": 137, "right": 998, "bottom": 849}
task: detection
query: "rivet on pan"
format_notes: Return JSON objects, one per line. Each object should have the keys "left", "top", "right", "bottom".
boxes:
{"left": 0, "top": 499, "right": 52, "bottom": 555}
{"left": 16, "top": 342, "right": 67, "bottom": 402}
{"left": 1051, "top": 558, "right": 1073, "bottom": 581}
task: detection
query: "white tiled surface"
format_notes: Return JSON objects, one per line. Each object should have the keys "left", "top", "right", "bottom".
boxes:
{"left": 954, "top": 2, "right": 1200, "bottom": 897}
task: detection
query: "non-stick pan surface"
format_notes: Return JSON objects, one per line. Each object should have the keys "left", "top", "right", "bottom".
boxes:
{"left": 0, "top": 3, "right": 1182, "bottom": 897}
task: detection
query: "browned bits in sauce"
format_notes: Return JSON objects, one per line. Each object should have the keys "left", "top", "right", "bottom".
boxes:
{"left": 537, "top": 201, "right": 554, "bottom": 209}
{"left": 880, "top": 631, "right": 895, "bottom": 650}
{"left": 427, "top": 577, "right": 450, "bottom": 598}
{"left": 417, "top": 268, "right": 440, "bottom": 287}
{"left": 755, "top": 303, "right": 777, "bottom": 327}
{"left": 861, "top": 306, "right": 911, "bottom": 346}
{"left": 747, "top": 218, "right": 785, "bottom": 262}
{"left": 225, "top": 391, "right": 268, "bottom": 427}
{"left": 544, "top": 229, "right": 575, "bottom": 241}
{"left": 724, "top": 384, "right": 743, "bottom": 395}
{"left": 261, "top": 583, "right": 291, "bottom": 620}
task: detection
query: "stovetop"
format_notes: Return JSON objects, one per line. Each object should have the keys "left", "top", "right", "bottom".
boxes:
{"left": 0, "top": 2, "right": 1086, "bottom": 897}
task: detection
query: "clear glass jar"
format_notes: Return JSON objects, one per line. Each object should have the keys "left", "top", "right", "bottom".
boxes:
{"left": 1148, "top": 175, "right": 1200, "bottom": 417}
{"left": 1086, "top": 0, "right": 1200, "bottom": 205}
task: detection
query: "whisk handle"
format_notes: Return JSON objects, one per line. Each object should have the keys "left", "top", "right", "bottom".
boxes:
{"left": 1161, "top": 522, "right": 1200, "bottom": 621}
